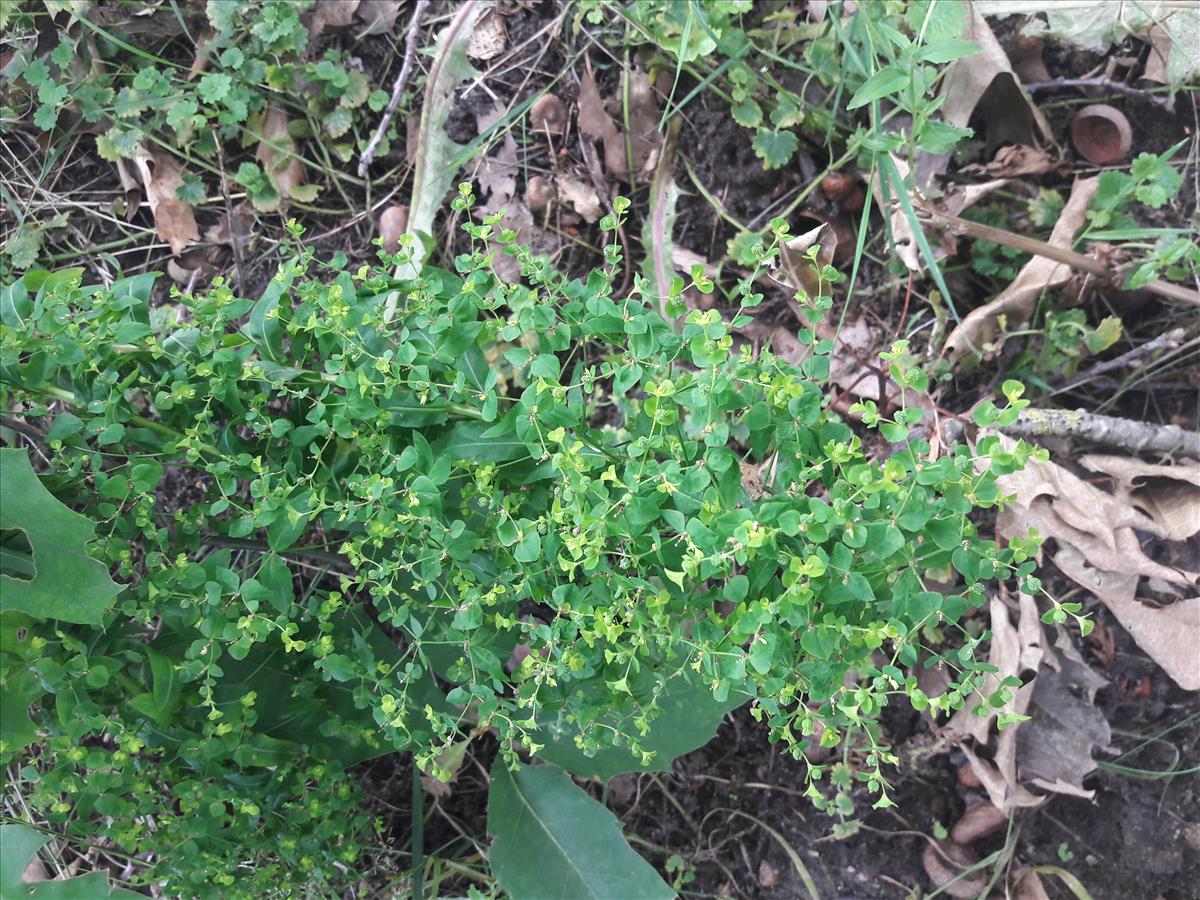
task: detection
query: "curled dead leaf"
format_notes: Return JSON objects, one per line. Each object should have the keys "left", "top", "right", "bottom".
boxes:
{"left": 1054, "top": 546, "right": 1200, "bottom": 691}
{"left": 132, "top": 145, "right": 200, "bottom": 255}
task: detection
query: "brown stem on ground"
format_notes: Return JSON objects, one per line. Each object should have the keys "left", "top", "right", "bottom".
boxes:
{"left": 917, "top": 207, "right": 1200, "bottom": 309}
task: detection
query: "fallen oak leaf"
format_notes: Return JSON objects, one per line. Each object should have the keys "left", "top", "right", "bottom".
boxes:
{"left": 309, "top": 0, "right": 360, "bottom": 37}
{"left": 1078, "top": 455, "right": 1200, "bottom": 541}
{"left": 1054, "top": 545, "right": 1200, "bottom": 691}
{"left": 132, "top": 145, "right": 200, "bottom": 255}
{"left": 355, "top": 0, "right": 402, "bottom": 36}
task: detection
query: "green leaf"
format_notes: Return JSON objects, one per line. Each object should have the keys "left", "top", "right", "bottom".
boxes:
{"left": 918, "top": 38, "right": 980, "bottom": 63}
{"left": 0, "top": 450, "right": 122, "bottom": 624}
{"left": 731, "top": 98, "right": 762, "bottom": 128}
{"left": 535, "top": 677, "right": 749, "bottom": 781}
{"left": 488, "top": 762, "right": 675, "bottom": 900}
{"left": 847, "top": 65, "right": 908, "bottom": 109}
{"left": 752, "top": 129, "right": 798, "bottom": 169}
{"left": 0, "top": 666, "right": 42, "bottom": 762}
{"left": 0, "top": 824, "right": 141, "bottom": 897}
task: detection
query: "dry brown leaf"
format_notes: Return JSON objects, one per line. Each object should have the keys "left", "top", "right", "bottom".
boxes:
{"left": 994, "top": 436, "right": 1197, "bottom": 587}
{"left": 310, "top": 0, "right": 360, "bottom": 36}
{"left": 378, "top": 205, "right": 409, "bottom": 254}
{"left": 1141, "top": 23, "right": 1173, "bottom": 84}
{"left": 1012, "top": 867, "right": 1053, "bottom": 900}
{"left": 1078, "top": 455, "right": 1200, "bottom": 541}
{"left": 944, "top": 176, "right": 1097, "bottom": 362}
{"left": 962, "top": 144, "right": 1068, "bottom": 178}
{"left": 938, "top": 4, "right": 1054, "bottom": 154}
{"left": 922, "top": 841, "right": 987, "bottom": 899}
{"left": 577, "top": 68, "right": 625, "bottom": 179}
{"left": 624, "top": 67, "right": 662, "bottom": 177}
{"left": 1017, "top": 629, "right": 1110, "bottom": 798}
{"left": 355, "top": 0, "right": 403, "bottom": 35}
{"left": 114, "top": 157, "right": 142, "bottom": 222}
{"left": 256, "top": 106, "right": 315, "bottom": 207}
{"left": 1054, "top": 545, "right": 1200, "bottom": 690}
{"left": 467, "top": 8, "right": 507, "bottom": 61}
{"left": 132, "top": 146, "right": 199, "bottom": 255}
{"left": 556, "top": 175, "right": 603, "bottom": 223}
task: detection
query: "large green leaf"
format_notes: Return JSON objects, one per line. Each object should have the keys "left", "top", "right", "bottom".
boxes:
{"left": 0, "top": 450, "right": 122, "bottom": 624}
{"left": 0, "top": 824, "right": 142, "bottom": 898}
{"left": 487, "top": 762, "right": 675, "bottom": 900}
{"left": 534, "top": 677, "right": 749, "bottom": 782}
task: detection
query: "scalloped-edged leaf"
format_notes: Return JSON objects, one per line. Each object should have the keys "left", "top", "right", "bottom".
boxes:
{"left": 0, "top": 825, "right": 142, "bottom": 898}
{"left": 488, "top": 762, "right": 675, "bottom": 900}
{"left": 753, "top": 128, "right": 798, "bottom": 170}
{"left": 0, "top": 450, "right": 122, "bottom": 624}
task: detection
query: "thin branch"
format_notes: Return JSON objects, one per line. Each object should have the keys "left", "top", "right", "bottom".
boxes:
{"left": 1023, "top": 77, "right": 1171, "bottom": 109}
{"left": 918, "top": 206, "right": 1200, "bottom": 308}
{"left": 214, "top": 141, "right": 245, "bottom": 296}
{"left": 358, "top": 0, "right": 431, "bottom": 178}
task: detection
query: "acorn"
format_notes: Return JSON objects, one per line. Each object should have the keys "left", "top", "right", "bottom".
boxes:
{"left": 529, "top": 94, "right": 567, "bottom": 135}
{"left": 525, "top": 175, "right": 555, "bottom": 212}
{"left": 1072, "top": 105, "right": 1132, "bottom": 165}
{"left": 821, "top": 171, "right": 865, "bottom": 211}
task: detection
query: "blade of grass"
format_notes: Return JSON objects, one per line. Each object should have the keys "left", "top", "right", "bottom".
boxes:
{"left": 879, "top": 153, "right": 959, "bottom": 321}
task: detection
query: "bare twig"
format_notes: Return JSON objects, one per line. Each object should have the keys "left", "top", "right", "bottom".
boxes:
{"left": 213, "top": 141, "right": 245, "bottom": 296}
{"left": 1001, "top": 408, "right": 1199, "bottom": 455}
{"left": 1023, "top": 77, "right": 1171, "bottom": 108}
{"left": 1052, "top": 328, "right": 1191, "bottom": 394}
{"left": 918, "top": 206, "right": 1200, "bottom": 308}
{"left": 358, "top": 0, "right": 431, "bottom": 177}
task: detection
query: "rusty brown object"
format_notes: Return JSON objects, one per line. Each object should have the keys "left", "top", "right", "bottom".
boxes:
{"left": 1072, "top": 104, "right": 1132, "bottom": 165}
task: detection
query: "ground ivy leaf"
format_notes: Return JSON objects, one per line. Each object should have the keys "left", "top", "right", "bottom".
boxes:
{"left": 0, "top": 449, "right": 122, "bottom": 624}
{"left": 752, "top": 128, "right": 798, "bottom": 170}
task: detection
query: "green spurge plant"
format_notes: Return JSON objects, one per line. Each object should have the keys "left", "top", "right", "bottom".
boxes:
{"left": 1, "top": 185, "right": 1051, "bottom": 894}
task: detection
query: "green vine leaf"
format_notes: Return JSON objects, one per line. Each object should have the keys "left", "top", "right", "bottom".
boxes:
{"left": 488, "top": 762, "right": 675, "bottom": 900}
{"left": 0, "top": 824, "right": 142, "bottom": 898}
{"left": 0, "top": 449, "right": 122, "bottom": 624}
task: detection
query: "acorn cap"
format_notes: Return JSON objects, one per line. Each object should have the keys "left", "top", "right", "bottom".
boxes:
{"left": 1072, "top": 104, "right": 1133, "bottom": 165}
